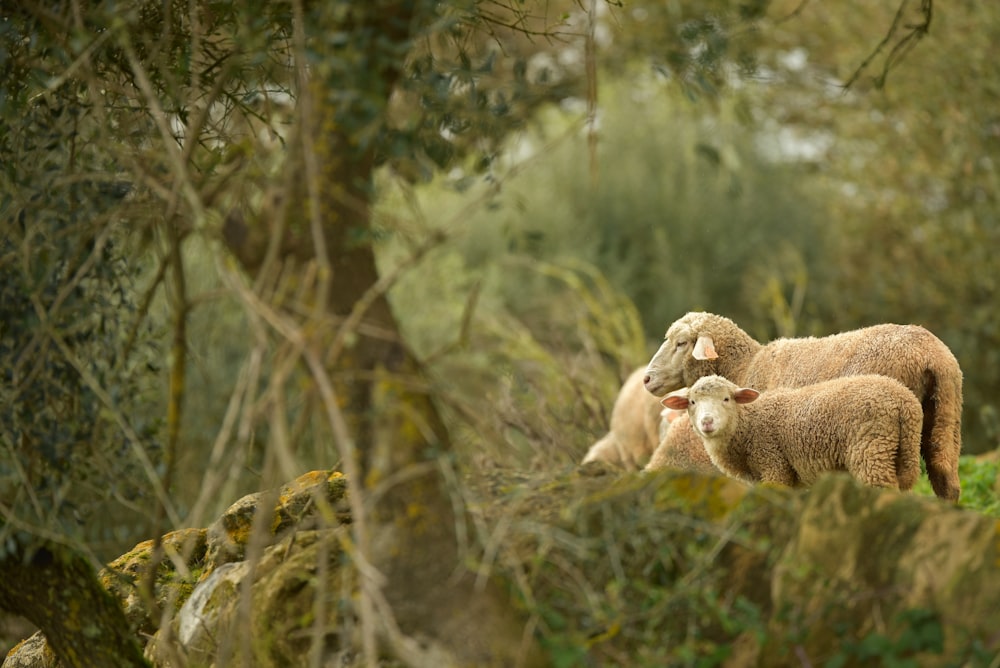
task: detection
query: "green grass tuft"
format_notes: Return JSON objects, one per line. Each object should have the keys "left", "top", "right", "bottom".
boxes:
{"left": 911, "top": 454, "right": 1000, "bottom": 517}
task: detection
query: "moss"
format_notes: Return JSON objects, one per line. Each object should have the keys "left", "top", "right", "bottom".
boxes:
{"left": 658, "top": 471, "right": 751, "bottom": 519}
{"left": 96, "top": 527, "right": 208, "bottom": 639}
{"left": 994, "top": 519, "right": 1000, "bottom": 568}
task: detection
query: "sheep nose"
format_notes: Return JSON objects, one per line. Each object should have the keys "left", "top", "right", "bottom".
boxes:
{"left": 643, "top": 374, "right": 651, "bottom": 385}
{"left": 700, "top": 417, "right": 715, "bottom": 432}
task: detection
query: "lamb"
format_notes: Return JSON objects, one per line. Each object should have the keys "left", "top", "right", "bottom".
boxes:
{"left": 644, "top": 410, "right": 718, "bottom": 475}
{"left": 643, "top": 312, "right": 963, "bottom": 501}
{"left": 582, "top": 367, "right": 665, "bottom": 470}
{"left": 661, "top": 374, "right": 922, "bottom": 491}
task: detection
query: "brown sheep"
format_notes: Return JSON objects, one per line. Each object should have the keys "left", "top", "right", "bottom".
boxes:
{"left": 643, "top": 312, "right": 963, "bottom": 501}
{"left": 661, "top": 375, "right": 922, "bottom": 491}
{"left": 582, "top": 367, "right": 664, "bottom": 470}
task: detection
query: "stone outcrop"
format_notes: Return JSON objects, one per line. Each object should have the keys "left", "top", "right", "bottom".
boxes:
{"left": 6, "top": 470, "right": 350, "bottom": 667}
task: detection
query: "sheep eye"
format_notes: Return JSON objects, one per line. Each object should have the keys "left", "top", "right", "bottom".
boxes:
{"left": 723, "top": 397, "right": 729, "bottom": 402}
{"left": 676, "top": 341, "right": 687, "bottom": 348}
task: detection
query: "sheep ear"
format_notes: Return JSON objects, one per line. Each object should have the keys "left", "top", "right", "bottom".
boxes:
{"left": 734, "top": 389, "right": 759, "bottom": 404}
{"left": 661, "top": 395, "right": 690, "bottom": 410}
{"left": 692, "top": 335, "right": 718, "bottom": 360}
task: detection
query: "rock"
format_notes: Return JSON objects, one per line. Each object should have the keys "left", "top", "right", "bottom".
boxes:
{"left": 204, "top": 470, "right": 349, "bottom": 568}
{"left": 99, "top": 527, "right": 208, "bottom": 636}
{"left": 4, "top": 470, "right": 350, "bottom": 667}
{"left": 3, "top": 632, "right": 57, "bottom": 668}
{"left": 149, "top": 530, "right": 349, "bottom": 667}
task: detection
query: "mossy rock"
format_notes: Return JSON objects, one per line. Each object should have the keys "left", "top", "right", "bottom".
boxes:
{"left": 205, "top": 470, "right": 349, "bottom": 568}
{"left": 156, "top": 529, "right": 350, "bottom": 667}
{"left": 98, "top": 527, "right": 208, "bottom": 636}
{"left": 3, "top": 632, "right": 58, "bottom": 668}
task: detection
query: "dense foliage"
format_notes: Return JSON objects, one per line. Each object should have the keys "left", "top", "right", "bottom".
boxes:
{"left": 0, "top": 90, "right": 162, "bottom": 560}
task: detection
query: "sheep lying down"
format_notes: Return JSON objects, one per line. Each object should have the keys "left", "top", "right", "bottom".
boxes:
{"left": 582, "top": 367, "right": 666, "bottom": 470}
{"left": 661, "top": 375, "right": 922, "bottom": 491}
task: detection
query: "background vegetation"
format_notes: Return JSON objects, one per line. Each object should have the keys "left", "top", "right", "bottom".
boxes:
{"left": 1, "top": 0, "right": 999, "bottom": 663}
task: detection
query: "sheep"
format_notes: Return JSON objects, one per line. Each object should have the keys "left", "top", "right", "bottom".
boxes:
{"left": 582, "top": 367, "right": 664, "bottom": 470}
{"left": 661, "top": 374, "right": 922, "bottom": 491}
{"left": 643, "top": 312, "right": 963, "bottom": 501}
{"left": 644, "top": 409, "right": 719, "bottom": 475}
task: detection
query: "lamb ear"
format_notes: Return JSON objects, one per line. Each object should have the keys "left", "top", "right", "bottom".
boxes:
{"left": 692, "top": 335, "right": 718, "bottom": 360}
{"left": 734, "top": 389, "right": 759, "bottom": 404}
{"left": 661, "top": 394, "right": 690, "bottom": 410}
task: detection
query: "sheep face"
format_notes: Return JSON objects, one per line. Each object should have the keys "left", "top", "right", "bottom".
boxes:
{"left": 661, "top": 376, "right": 759, "bottom": 441}
{"left": 644, "top": 315, "right": 719, "bottom": 396}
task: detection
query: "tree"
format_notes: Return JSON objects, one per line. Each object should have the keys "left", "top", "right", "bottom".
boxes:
{"left": 0, "top": 1, "right": 605, "bottom": 663}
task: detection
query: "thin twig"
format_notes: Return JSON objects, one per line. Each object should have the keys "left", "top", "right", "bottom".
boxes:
{"left": 773, "top": 0, "right": 812, "bottom": 25}
{"left": 292, "top": 0, "right": 333, "bottom": 318}
{"left": 842, "top": 0, "right": 932, "bottom": 90}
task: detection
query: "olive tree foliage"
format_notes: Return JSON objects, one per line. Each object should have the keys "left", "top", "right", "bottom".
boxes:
{"left": 0, "top": 84, "right": 161, "bottom": 666}
{"left": 0, "top": 92, "right": 164, "bottom": 559}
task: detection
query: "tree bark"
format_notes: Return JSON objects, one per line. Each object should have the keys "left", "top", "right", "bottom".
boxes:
{"left": 222, "top": 3, "right": 543, "bottom": 665}
{"left": 0, "top": 540, "right": 149, "bottom": 667}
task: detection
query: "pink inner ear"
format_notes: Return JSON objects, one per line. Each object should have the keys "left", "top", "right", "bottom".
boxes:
{"left": 693, "top": 335, "right": 718, "bottom": 360}
{"left": 734, "top": 389, "right": 759, "bottom": 404}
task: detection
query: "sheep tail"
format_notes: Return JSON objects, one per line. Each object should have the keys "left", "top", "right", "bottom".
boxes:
{"left": 921, "top": 366, "right": 963, "bottom": 502}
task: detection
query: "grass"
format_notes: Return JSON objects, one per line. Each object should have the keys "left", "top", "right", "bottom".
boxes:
{"left": 911, "top": 453, "right": 1000, "bottom": 517}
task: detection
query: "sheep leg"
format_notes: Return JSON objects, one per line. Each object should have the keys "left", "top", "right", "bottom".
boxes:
{"left": 760, "top": 466, "right": 797, "bottom": 488}
{"left": 849, "top": 446, "right": 901, "bottom": 491}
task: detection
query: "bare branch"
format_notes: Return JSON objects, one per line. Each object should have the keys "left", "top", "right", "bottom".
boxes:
{"left": 843, "top": 0, "right": 933, "bottom": 90}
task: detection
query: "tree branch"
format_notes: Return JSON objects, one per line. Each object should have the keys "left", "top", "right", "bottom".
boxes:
{"left": 843, "top": 0, "right": 932, "bottom": 90}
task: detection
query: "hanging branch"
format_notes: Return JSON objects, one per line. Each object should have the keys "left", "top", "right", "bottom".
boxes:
{"left": 843, "top": 0, "right": 933, "bottom": 90}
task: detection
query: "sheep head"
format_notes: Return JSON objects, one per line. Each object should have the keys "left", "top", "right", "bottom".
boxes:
{"left": 661, "top": 375, "right": 758, "bottom": 440}
{"left": 643, "top": 312, "right": 724, "bottom": 396}
{"left": 644, "top": 312, "right": 764, "bottom": 397}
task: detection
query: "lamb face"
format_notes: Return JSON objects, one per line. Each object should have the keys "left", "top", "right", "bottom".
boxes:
{"left": 661, "top": 375, "right": 760, "bottom": 442}
{"left": 683, "top": 376, "right": 758, "bottom": 440}
{"left": 688, "top": 386, "right": 733, "bottom": 439}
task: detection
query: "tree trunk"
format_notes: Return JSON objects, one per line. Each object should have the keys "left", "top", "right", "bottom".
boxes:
{"left": 222, "top": 4, "right": 542, "bottom": 664}
{"left": 0, "top": 541, "right": 149, "bottom": 668}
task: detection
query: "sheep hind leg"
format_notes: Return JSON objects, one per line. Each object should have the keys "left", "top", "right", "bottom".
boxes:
{"left": 850, "top": 440, "right": 901, "bottom": 491}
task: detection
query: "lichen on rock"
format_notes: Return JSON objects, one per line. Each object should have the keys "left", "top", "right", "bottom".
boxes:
{"left": 204, "top": 470, "right": 349, "bottom": 569}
